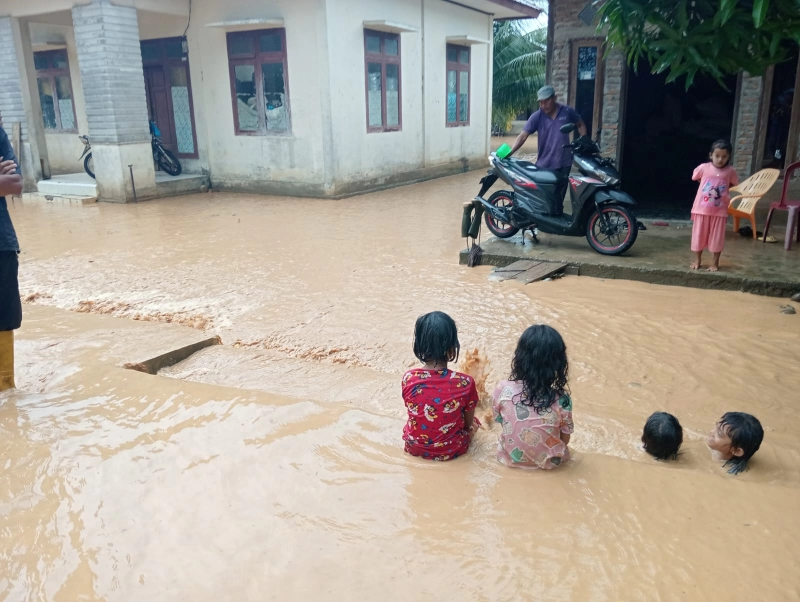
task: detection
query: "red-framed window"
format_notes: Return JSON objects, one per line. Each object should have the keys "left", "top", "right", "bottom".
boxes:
{"left": 140, "top": 37, "right": 199, "bottom": 159}
{"left": 446, "top": 44, "right": 470, "bottom": 127}
{"left": 226, "top": 29, "right": 291, "bottom": 135}
{"left": 364, "top": 30, "right": 401, "bottom": 132}
{"left": 34, "top": 50, "right": 77, "bottom": 132}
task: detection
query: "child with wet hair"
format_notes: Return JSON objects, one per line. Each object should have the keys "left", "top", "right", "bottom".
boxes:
{"left": 491, "top": 324, "right": 574, "bottom": 470}
{"left": 401, "top": 311, "right": 479, "bottom": 461}
{"left": 707, "top": 412, "right": 764, "bottom": 475}
{"left": 641, "top": 412, "right": 683, "bottom": 461}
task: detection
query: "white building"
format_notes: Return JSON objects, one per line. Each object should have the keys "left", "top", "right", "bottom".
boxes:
{"left": 0, "top": 0, "right": 539, "bottom": 201}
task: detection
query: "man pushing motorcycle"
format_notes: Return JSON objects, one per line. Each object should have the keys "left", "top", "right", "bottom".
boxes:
{"left": 507, "top": 85, "right": 587, "bottom": 215}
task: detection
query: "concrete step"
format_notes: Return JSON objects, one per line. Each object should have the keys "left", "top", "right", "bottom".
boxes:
{"left": 37, "top": 173, "right": 97, "bottom": 197}
{"left": 155, "top": 172, "right": 209, "bottom": 197}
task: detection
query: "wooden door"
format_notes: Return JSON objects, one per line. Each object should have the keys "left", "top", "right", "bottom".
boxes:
{"left": 144, "top": 66, "right": 177, "bottom": 152}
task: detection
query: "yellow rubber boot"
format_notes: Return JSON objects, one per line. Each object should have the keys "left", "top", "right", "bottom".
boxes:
{"left": 0, "top": 330, "right": 15, "bottom": 391}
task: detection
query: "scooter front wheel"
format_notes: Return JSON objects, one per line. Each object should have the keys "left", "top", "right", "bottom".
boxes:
{"left": 484, "top": 191, "right": 519, "bottom": 239}
{"left": 586, "top": 204, "right": 638, "bottom": 255}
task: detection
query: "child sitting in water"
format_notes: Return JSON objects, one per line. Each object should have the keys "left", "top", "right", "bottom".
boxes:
{"left": 402, "top": 311, "right": 478, "bottom": 461}
{"left": 492, "top": 325, "right": 574, "bottom": 470}
{"left": 707, "top": 412, "right": 764, "bottom": 475}
{"left": 641, "top": 412, "right": 683, "bottom": 461}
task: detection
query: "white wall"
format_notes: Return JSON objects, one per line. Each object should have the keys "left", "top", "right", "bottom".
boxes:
{"left": 422, "top": 0, "right": 491, "bottom": 166}
{"left": 186, "top": 0, "right": 330, "bottom": 194}
{"left": 324, "top": 0, "right": 491, "bottom": 193}
{"left": 326, "top": 0, "right": 424, "bottom": 186}
{"left": 29, "top": 23, "right": 89, "bottom": 175}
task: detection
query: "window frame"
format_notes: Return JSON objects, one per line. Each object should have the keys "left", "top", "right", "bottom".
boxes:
{"left": 568, "top": 38, "right": 605, "bottom": 139}
{"left": 140, "top": 37, "right": 200, "bottom": 159}
{"left": 445, "top": 44, "right": 471, "bottom": 127}
{"left": 363, "top": 29, "right": 402, "bottom": 133}
{"left": 34, "top": 49, "right": 78, "bottom": 133}
{"left": 226, "top": 28, "right": 292, "bottom": 137}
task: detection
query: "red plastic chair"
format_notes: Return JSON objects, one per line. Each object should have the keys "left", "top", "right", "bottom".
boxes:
{"left": 763, "top": 160, "right": 800, "bottom": 244}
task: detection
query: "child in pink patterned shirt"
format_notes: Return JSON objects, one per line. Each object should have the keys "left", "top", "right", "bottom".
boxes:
{"left": 690, "top": 139, "right": 739, "bottom": 272}
{"left": 492, "top": 325, "right": 574, "bottom": 470}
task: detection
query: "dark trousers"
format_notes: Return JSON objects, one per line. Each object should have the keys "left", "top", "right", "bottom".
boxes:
{"left": 553, "top": 166, "right": 571, "bottom": 216}
{"left": 0, "top": 251, "right": 21, "bottom": 331}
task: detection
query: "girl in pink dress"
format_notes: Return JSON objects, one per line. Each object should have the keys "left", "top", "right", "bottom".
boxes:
{"left": 690, "top": 139, "right": 739, "bottom": 272}
{"left": 492, "top": 325, "right": 574, "bottom": 470}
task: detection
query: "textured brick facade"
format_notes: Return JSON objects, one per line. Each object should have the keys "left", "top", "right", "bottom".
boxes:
{"left": 0, "top": 17, "right": 29, "bottom": 141}
{"left": 732, "top": 74, "right": 763, "bottom": 178}
{"left": 72, "top": 2, "right": 150, "bottom": 145}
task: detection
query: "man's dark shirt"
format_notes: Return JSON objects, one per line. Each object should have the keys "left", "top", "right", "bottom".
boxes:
{"left": 0, "top": 127, "right": 21, "bottom": 252}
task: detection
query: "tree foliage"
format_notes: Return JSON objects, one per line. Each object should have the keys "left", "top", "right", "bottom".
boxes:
{"left": 492, "top": 21, "right": 547, "bottom": 130}
{"left": 597, "top": 0, "right": 800, "bottom": 89}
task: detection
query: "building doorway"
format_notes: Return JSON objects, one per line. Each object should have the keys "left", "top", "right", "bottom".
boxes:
{"left": 140, "top": 37, "right": 198, "bottom": 159}
{"left": 621, "top": 61, "right": 737, "bottom": 216}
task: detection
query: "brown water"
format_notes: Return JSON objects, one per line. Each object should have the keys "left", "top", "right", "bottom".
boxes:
{"left": 3, "top": 173, "right": 800, "bottom": 601}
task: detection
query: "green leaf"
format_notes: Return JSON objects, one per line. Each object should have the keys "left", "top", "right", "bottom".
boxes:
{"left": 717, "top": 0, "right": 737, "bottom": 26}
{"left": 753, "top": 0, "right": 769, "bottom": 28}
{"left": 769, "top": 32, "right": 781, "bottom": 57}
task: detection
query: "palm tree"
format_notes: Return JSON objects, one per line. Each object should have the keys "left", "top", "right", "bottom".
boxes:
{"left": 492, "top": 21, "right": 547, "bottom": 134}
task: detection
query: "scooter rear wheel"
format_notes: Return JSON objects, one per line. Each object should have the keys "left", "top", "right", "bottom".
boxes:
{"left": 586, "top": 204, "right": 638, "bottom": 255}
{"left": 84, "top": 153, "right": 95, "bottom": 179}
{"left": 484, "top": 191, "right": 519, "bottom": 239}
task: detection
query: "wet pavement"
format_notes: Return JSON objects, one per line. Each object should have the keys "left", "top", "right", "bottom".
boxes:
{"left": 461, "top": 219, "right": 800, "bottom": 297}
{"left": 3, "top": 173, "right": 800, "bottom": 601}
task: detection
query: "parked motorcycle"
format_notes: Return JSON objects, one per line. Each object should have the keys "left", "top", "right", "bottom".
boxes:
{"left": 150, "top": 121, "right": 182, "bottom": 176}
{"left": 78, "top": 122, "right": 182, "bottom": 179}
{"left": 78, "top": 135, "right": 93, "bottom": 178}
{"left": 465, "top": 124, "right": 644, "bottom": 255}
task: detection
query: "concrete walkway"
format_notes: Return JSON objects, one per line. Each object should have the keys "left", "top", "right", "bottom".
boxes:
{"left": 460, "top": 219, "right": 800, "bottom": 298}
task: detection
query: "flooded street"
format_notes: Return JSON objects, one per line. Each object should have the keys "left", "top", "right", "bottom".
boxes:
{"left": 3, "top": 172, "right": 800, "bottom": 601}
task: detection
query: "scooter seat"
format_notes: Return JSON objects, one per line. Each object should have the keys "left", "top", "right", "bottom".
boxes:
{"left": 513, "top": 160, "right": 565, "bottom": 185}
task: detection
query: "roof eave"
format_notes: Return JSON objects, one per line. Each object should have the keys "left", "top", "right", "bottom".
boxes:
{"left": 486, "top": 0, "right": 542, "bottom": 18}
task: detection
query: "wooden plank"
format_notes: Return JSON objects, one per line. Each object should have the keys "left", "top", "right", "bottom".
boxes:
{"left": 514, "top": 262, "right": 567, "bottom": 284}
{"left": 494, "top": 259, "right": 540, "bottom": 273}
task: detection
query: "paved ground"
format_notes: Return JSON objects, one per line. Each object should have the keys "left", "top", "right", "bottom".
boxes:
{"left": 460, "top": 218, "right": 800, "bottom": 297}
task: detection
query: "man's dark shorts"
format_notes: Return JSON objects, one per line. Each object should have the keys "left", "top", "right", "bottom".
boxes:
{"left": 0, "top": 251, "right": 21, "bottom": 330}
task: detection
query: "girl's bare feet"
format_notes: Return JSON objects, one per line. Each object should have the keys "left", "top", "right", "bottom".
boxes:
{"left": 707, "top": 264, "right": 719, "bottom": 272}
{"left": 690, "top": 262, "right": 700, "bottom": 270}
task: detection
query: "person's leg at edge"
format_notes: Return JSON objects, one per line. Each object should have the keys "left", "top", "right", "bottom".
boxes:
{"left": 0, "top": 251, "right": 22, "bottom": 391}
{"left": 690, "top": 214, "right": 707, "bottom": 270}
{"left": 555, "top": 166, "right": 571, "bottom": 216}
{"left": 707, "top": 215, "right": 726, "bottom": 272}
{"left": 0, "top": 331, "right": 14, "bottom": 391}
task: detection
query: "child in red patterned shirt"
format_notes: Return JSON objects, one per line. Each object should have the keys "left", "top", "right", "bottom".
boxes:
{"left": 402, "top": 311, "right": 478, "bottom": 461}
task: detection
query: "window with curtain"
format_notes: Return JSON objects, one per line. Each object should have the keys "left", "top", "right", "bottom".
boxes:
{"left": 34, "top": 50, "right": 77, "bottom": 132}
{"left": 446, "top": 44, "right": 470, "bottom": 126}
{"left": 364, "top": 30, "right": 401, "bottom": 132}
{"left": 227, "top": 29, "right": 290, "bottom": 135}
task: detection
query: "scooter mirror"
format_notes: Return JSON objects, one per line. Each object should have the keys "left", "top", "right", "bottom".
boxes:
{"left": 559, "top": 123, "right": 576, "bottom": 134}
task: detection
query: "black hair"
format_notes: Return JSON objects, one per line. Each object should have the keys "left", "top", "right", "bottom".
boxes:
{"left": 509, "top": 324, "right": 569, "bottom": 413}
{"left": 709, "top": 139, "right": 733, "bottom": 166}
{"left": 413, "top": 311, "right": 460, "bottom": 365}
{"left": 642, "top": 412, "right": 683, "bottom": 461}
{"left": 719, "top": 412, "right": 764, "bottom": 475}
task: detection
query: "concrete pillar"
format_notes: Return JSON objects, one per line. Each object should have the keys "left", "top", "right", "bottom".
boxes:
{"left": 0, "top": 16, "right": 51, "bottom": 190}
{"left": 600, "top": 50, "right": 626, "bottom": 165}
{"left": 732, "top": 73, "right": 763, "bottom": 179}
{"left": 72, "top": 1, "right": 155, "bottom": 202}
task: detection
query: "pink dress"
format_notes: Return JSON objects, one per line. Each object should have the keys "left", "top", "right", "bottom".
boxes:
{"left": 690, "top": 163, "right": 739, "bottom": 253}
{"left": 491, "top": 380, "right": 574, "bottom": 470}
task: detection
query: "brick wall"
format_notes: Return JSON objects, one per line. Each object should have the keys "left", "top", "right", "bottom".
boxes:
{"left": 600, "top": 50, "right": 625, "bottom": 163}
{"left": 0, "top": 17, "right": 28, "bottom": 141}
{"left": 72, "top": 2, "right": 149, "bottom": 145}
{"left": 732, "top": 74, "right": 763, "bottom": 178}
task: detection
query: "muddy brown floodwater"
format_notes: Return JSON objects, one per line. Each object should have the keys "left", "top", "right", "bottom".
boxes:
{"left": 3, "top": 172, "right": 800, "bottom": 601}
